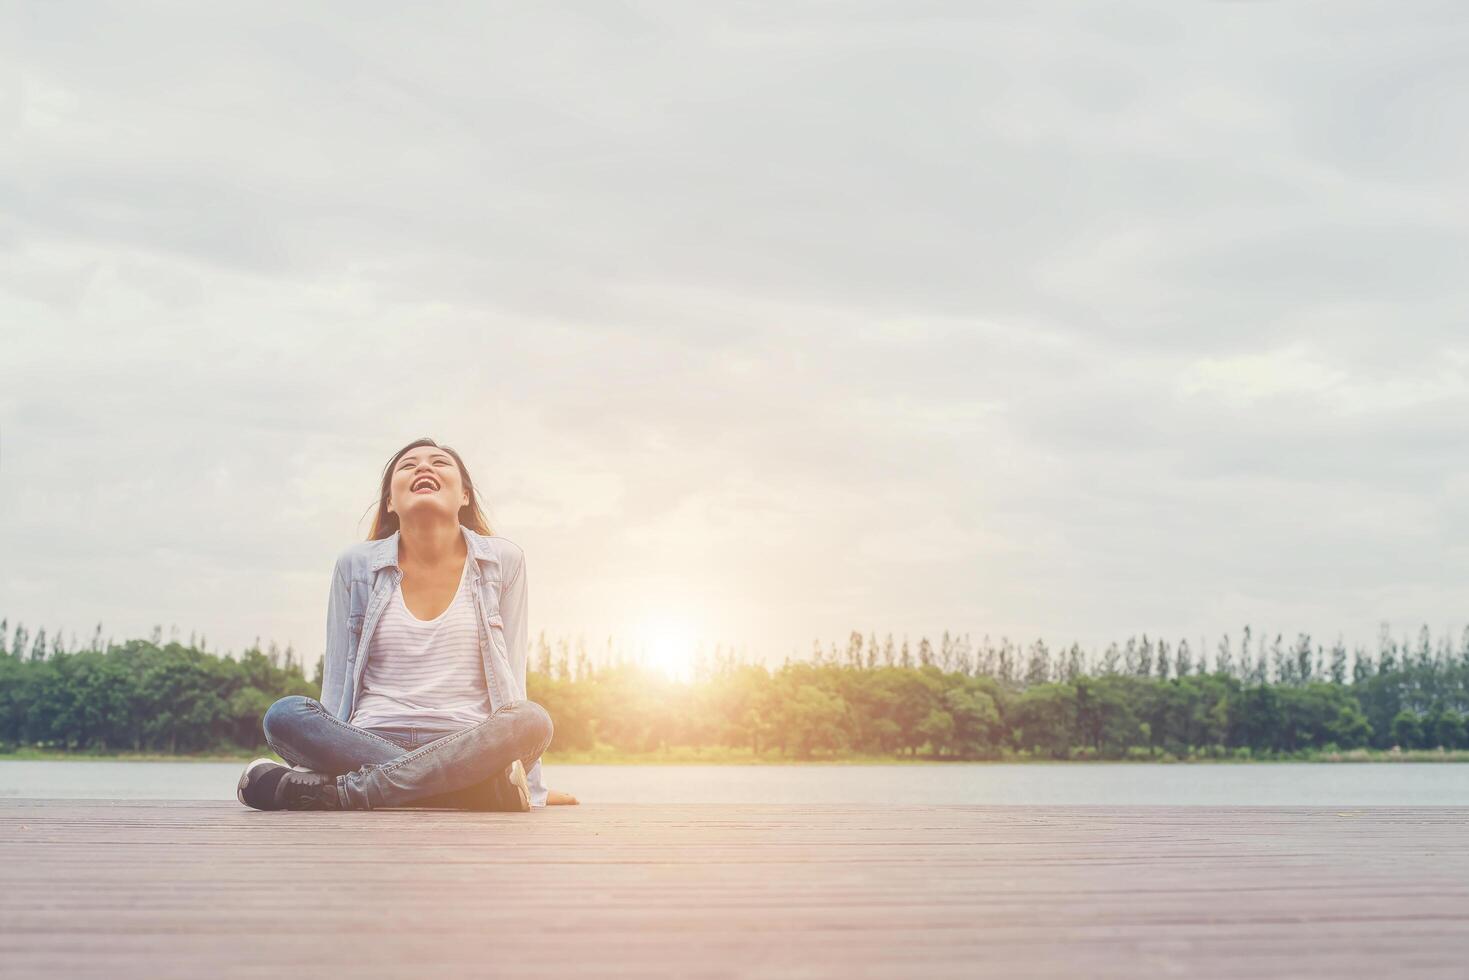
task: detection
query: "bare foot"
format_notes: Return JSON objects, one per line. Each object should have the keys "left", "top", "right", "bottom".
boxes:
{"left": 547, "top": 789, "right": 579, "bottom": 805}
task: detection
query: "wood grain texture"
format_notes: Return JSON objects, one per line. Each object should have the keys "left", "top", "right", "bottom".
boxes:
{"left": 1, "top": 801, "right": 1467, "bottom": 979}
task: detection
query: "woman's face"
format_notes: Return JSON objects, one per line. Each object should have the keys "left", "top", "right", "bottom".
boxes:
{"left": 386, "top": 446, "right": 468, "bottom": 522}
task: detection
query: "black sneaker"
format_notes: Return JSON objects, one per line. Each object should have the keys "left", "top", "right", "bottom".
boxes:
{"left": 238, "top": 759, "right": 342, "bottom": 811}
{"left": 237, "top": 758, "right": 290, "bottom": 810}
{"left": 278, "top": 769, "right": 342, "bottom": 810}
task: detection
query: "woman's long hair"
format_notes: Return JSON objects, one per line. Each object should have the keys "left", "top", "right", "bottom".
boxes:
{"left": 367, "top": 437, "right": 494, "bottom": 540}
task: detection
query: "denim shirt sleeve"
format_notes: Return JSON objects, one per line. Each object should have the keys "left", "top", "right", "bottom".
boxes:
{"left": 319, "top": 557, "right": 351, "bottom": 718}
{"left": 502, "top": 545, "right": 548, "bottom": 807}
{"left": 501, "top": 548, "right": 529, "bottom": 699}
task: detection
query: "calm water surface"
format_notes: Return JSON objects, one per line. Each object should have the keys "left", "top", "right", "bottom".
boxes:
{"left": 3, "top": 761, "right": 1468, "bottom": 805}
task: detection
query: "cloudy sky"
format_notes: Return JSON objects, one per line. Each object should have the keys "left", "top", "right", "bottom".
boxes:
{"left": 3, "top": 2, "right": 1467, "bottom": 669}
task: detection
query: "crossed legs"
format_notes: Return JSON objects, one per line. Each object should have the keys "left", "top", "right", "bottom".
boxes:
{"left": 261, "top": 695, "right": 553, "bottom": 810}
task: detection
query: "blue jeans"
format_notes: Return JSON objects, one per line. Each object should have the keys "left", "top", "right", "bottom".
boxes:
{"left": 261, "top": 695, "right": 553, "bottom": 810}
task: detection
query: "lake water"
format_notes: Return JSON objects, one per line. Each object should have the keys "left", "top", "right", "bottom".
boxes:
{"left": 3, "top": 760, "right": 1469, "bottom": 805}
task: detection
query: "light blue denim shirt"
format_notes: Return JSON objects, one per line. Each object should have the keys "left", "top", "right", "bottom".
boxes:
{"left": 319, "top": 525, "right": 549, "bottom": 807}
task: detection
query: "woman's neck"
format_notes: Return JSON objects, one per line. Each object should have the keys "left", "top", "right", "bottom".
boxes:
{"left": 397, "top": 518, "right": 466, "bottom": 569}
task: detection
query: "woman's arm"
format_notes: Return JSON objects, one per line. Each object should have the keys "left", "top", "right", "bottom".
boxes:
{"left": 500, "top": 545, "right": 567, "bottom": 806}
{"left": 319, "top": 556, "right": 351, "bottom": 717}
{"left": 500, "top": 546, "right": 529, "bottom": 698}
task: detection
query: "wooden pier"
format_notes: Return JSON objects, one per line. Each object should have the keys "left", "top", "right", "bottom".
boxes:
{"left": 2, "top": 801, "right": 1468, "bottom": 978}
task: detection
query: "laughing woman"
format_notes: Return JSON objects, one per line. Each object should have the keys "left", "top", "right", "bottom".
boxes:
{"left": 237, "top": 437, "right": 575, "bottom": 812}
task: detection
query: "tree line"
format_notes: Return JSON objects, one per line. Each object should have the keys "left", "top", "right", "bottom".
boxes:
{"left": 2, "top": 617, "right": 1467, "bottom": 758}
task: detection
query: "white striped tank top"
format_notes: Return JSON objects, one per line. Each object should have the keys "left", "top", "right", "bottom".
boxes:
{"left": 348, "top": 553, "right": 493, "bottom": 733}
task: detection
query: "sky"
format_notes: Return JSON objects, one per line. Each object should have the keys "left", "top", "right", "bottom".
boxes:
{"left": 3, "top": 2, "right": 1468, "bottom": 671}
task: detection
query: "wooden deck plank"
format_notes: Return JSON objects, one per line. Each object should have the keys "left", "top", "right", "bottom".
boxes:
{"left": 1, "top": 802, "right": 1467, "bottom": 978}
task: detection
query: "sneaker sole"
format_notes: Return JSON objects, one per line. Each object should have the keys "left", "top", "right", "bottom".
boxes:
{"left": 237, "top": 758, "right": 282, "bottom": 808}
{"left": 508, "top": 760, "right": 531, "bottom": 811}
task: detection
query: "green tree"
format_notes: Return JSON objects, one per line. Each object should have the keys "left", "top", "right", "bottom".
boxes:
{"left": 780, "top": 684, "right": 848, "bottom": 758}
{"left": 916, "top": 709, "right": 954, "bottom": 756}
{"left": 1432, "top": 710, "right": 1466, "bottom": 750}
{"left": 942, "top": 679, "right": 1003, "bottom": 758}
{"left": 1012, "top": 683, "right": 1076, "bottom": 758}
{"left": 1390, "top": 710, "right": 1423, "bottom": 750}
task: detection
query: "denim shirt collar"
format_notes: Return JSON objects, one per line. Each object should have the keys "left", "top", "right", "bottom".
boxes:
{"left": 367, "top": 525, "right": 498, "bottom": 573}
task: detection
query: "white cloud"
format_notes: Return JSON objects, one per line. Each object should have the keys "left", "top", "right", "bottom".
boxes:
{"left": 3, "top": 2, "right": 1469, "bottom": 663}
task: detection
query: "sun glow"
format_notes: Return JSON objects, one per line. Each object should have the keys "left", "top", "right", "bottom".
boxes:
{"left": 637, "top": 616, "right": 697, "bottom": 682}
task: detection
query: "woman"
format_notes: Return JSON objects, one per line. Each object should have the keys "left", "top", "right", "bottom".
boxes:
{"left": 237, "top": 437, "right": 576, "bottom": 811}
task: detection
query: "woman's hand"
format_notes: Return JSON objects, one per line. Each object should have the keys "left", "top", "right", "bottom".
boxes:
{"left": 547, "top": 789, "right": 579, "bottom": 805}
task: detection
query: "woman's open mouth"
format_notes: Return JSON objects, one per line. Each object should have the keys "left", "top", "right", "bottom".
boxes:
{"left": 411, "top": 476, "right": 440, "bottom": 494}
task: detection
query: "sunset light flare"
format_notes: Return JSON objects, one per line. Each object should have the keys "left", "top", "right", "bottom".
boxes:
{"left": 635, "top": 615, "right": 698, "bottom": 683}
